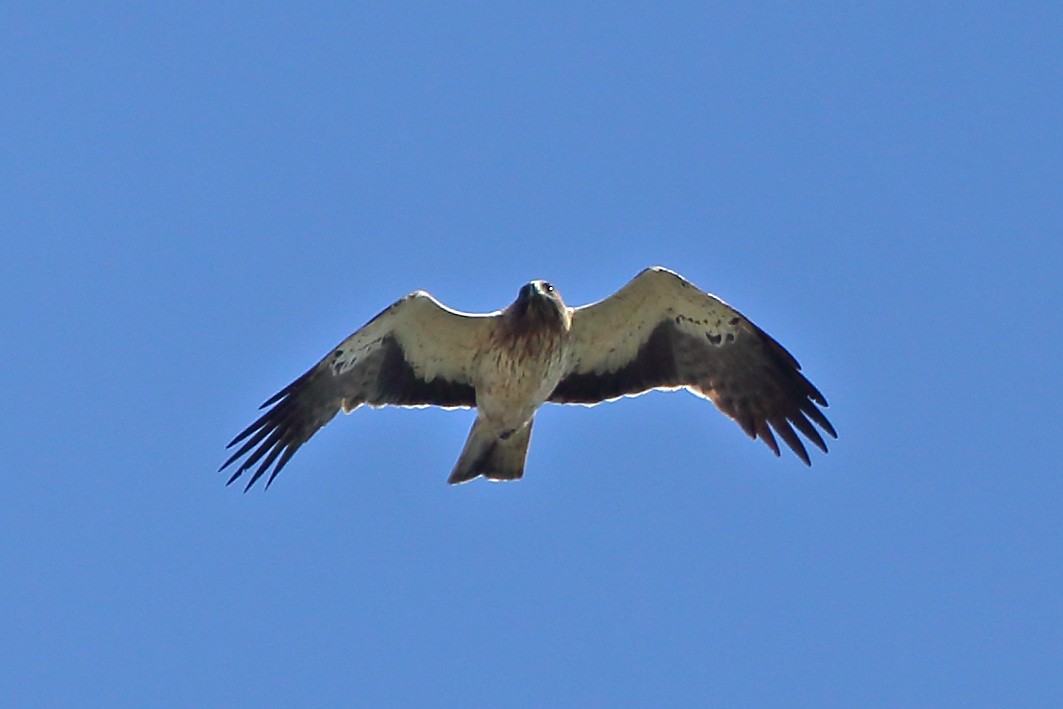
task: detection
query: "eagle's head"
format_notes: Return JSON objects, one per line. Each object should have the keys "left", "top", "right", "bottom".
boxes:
{"left": 506, "top": 280, "right": 571, "bottom": 333}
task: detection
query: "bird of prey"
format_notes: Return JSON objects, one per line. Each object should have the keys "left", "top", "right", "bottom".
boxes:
{"left": 221, "top": 267, "right": 836, "bottom": 490}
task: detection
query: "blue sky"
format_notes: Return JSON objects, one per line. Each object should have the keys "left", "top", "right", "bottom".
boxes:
{"left": 3, "top": 3, "right": 1061, "bottom": 705}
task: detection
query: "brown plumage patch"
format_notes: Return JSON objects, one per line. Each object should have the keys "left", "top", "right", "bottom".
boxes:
{"left": 550, "top": 321, "right": 680, "bottom": 404}
{"left": 551, "top": 317, "right": 835, "bottom": 465}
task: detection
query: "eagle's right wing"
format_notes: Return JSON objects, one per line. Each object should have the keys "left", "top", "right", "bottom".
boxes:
{"left": 221, "top": 292, "right": 494, "bottom": 490}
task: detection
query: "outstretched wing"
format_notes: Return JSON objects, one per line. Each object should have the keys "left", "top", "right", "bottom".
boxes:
{"left": 221, "top": 292, "right": 493, "bottom": 490}
{"left": 550, "top": 267, "right": 836, "bottom": 464}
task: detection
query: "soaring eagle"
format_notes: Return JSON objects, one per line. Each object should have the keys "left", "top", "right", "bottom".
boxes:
{"left": 221, "top": 267, "right": 836, "bottom": 489}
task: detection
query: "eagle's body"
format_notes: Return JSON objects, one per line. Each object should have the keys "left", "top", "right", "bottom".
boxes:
{"left": 473, "top": 284, "right": 571, "bottom": 430}
{"left": 221, "top": 267, "right": 836, "bottom": 489}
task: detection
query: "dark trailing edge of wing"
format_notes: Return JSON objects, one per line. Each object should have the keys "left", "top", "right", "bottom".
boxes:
{"left": 549, "top": 321, "right": 681, "bottom": 404}
{"left": 549, "top": 320, "right": 836, "bottom": 465}
{"left": 221, "top": 336, "right": 477, "bottom": 491}
{"left": 373, "top": 336, "right": 476, "bottom": 408}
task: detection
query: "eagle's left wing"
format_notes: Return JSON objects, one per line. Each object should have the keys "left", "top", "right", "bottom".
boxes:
{"left": 221, "top": 292, "right": 493, "bottom": 490}
{"left": 550, "top": 267, "right": 836, "bottom": 463}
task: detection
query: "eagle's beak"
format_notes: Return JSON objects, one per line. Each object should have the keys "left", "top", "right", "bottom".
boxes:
{"left": 517, "top": 283, "right": 539, "bottom": 304}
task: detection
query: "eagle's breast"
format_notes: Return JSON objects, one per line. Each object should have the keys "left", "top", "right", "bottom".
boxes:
{"left": 473, "top": 317, "right": 570, "bottom": 428}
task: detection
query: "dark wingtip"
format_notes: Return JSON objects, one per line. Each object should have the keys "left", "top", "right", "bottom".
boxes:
{"left": 219, "top": 450, "right": 240, "bottom": 473}
{"left": 770, "top": 418, "right": 810, "bottom": 465}
{"left": 753, "top": 418, "right": 780, "bottom": 457}
{"left": 264, "top": 447, "right": 297, "bottom": 489}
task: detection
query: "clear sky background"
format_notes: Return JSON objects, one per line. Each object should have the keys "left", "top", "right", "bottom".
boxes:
{"left": 3, "top": 3, "right": 1060, "bottom": 706}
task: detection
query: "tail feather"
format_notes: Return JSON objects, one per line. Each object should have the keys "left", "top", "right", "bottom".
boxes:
{"left": 448, "top": 418, "right": 534, "bottom": 484}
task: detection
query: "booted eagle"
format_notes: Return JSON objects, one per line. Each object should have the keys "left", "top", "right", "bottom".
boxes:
{"left": 221, "top": 267, "right": 836, "bottom": 489}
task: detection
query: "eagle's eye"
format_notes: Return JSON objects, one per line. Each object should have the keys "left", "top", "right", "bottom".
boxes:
{"left": 542, "top": 282, "right": 555, "bottom": 294}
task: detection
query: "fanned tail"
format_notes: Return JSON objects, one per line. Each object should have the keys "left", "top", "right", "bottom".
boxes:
{"left": 448, "top": 418, "right": 534, "bottom": 484}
